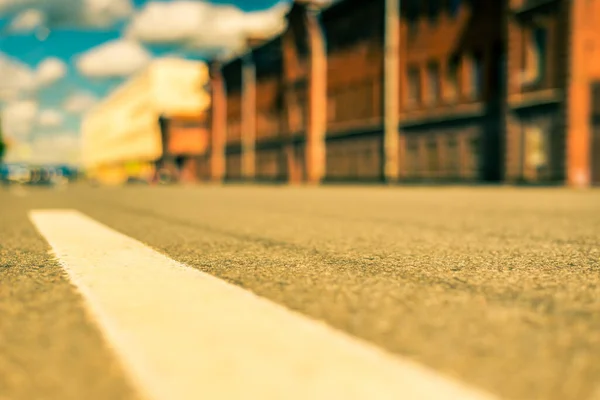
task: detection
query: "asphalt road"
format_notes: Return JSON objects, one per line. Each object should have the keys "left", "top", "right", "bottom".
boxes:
{"left": 1, "top": 184, "right": 599, "bottom": 400}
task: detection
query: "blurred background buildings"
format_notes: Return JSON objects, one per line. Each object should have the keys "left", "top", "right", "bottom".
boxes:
{"left": 2, "top": 0, "right": 600, "bottom": 187}
{"left": 206, "top": 0, "right": 600, "bottom": 187}
{"left": 81, "top": 58, "right": 210, "bottom": 185}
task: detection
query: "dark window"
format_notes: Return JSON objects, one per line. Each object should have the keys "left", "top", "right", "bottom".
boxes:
{"left": 405, "top": 0, "right": 420, "bottom": 40}
{"left": 470, "top": 136, "right": 480, "bottom": 170}
{"left": 408, "top": 17, "right": 419, "bottom": 39}
{"left": 449, "top": 0, "right": 461, "bottom": 17}
{"left": 407, "top": 138, "right": 420, "bottom": 176}
{"left": 407, "top": 66, "right": 421, "bottom": 106}
{"left": 447, "top": 136, "right": 459, "bottom": 175}
{"left": 445, "top": 57, "right": 460, "bottom": 101}
{"left": 426, "top": 139, "right": 439, "bottom": 173}
{"left": 428, "top": 0, "right": 440, "bottom": 24}
{"left": 533, "top": 26, "right": 548, "bottom": 84}
{"left": 426, "top": 61, "right": 441, "bottom": 104}
{"left": 521, "top": 25, "right": 548, "bottom": 87}
{"left": 471, "top": 52, "right": 484, "bottom": 99}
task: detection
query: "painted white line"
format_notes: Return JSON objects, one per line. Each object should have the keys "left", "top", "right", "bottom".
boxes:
{"left": 29, "top": 209, "right": 497, "bottom": 400}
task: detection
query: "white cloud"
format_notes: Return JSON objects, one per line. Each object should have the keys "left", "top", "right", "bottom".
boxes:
{"left": 1, "top": 99, "right": 39, "bottom": 140}
{"left": 63, "top": 91, "right": 97, "bottom": 114}
{"left": 7, "top": 8, "right": 45, "bottom": 32}
{"left": 124, "top": 1, "right": 290, "bottom": 55}
{"left": 0, "top": 0, "right": 133, "bottom": 29}
{"left": 75, "top": 39, "right": 152, "bottom": 78}
{"left": 0, "top": 53, "right": 67, "bottom": 101}
{"left": 36, "top": 57, "right": 67, "bottom": 87}
{"left": 38, "top": 109, "right": 63, "bottom": 127}
{"left": 0, "top": 53, "right": 36, "bottom": 102}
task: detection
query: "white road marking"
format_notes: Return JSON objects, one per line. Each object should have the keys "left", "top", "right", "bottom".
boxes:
{"left": 29, "top": 209, "right": 497, "bottom": 400}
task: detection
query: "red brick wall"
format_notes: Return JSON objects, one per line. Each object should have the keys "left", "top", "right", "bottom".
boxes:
{"left": 399, "top": 0, "right": 503, "bottom": 113}
{"left": 323, "top": 0, "right": 384, "bottom": 135}
{"left": 255, "top": 77, "right": 283, "bottom": 141}
{"left": 568, "top": 0, "right": 600, "bottom": 186}
{"left": 325, "top": 135, "right": 383, "bottom": 181}
{"left": 504, "top": 0, "right": 569, "bottom": 183}
{"left": 167, "top": 125, "right": 209, "bottom": 155}
{"left": 398, "top": 0, "right": 503, "bottom": 182}
{"left": 255, "top": 146, "right": 286, "bottom": 181}
{"left": 401, "top": 121, "right": 482, "bottom": 181}
{"left": 225, "top": 151, "right": 242, "bottom": 180}
{"left": 226, "top": 92, "right": 242, "bottom": 145}
{"left": 282, "top": 16, "right": 309, "bottom": 137}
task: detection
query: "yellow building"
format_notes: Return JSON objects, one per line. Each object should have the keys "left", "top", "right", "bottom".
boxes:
{"left": 82, "top": 58, "right": 211, "bottom": 185}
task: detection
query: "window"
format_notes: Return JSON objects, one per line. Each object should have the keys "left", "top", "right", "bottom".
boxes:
{"left": 449, "top": 0, "right": 461, "bottom": 17}
{"left": 445, "top": 58, "right": 460, "bottom": 101}
{"left": 426, "top": 61, "right": 441, "bottom": 105}
{"left": 447, "top": 136, "right": 459, "bottom": 175}
{"left": 426, "top": 139, "right": 439, "bottom": 173}
{"left": 406, "top": 138, "right": 420, "bottom": 176}
{"left": 469, "top": 136, "right": 480, "bottom": 171}
{"left": 408, "top": 17, "right": 419, "bottom": 40}
{"left": 407, "top": 66, "right": 421, "bottom": 106}
{"left": 428, "top": 0, "right": 440, "bottom": 24}
{"left": 521, "top": 26, "right": 548, "bottom": 87}
{"left": 406, "top": 0, "right": 420, "bottom": 40}
{"left": 470, "top": 52, "right": 484, "bottom": 99}
{"left": 525, "top": 125, "right": 548, "bottom": 170}
{"left": 533, "top": 26, "right": 548, "bottom": 84}
{"left": 327, "top": 96, "right": 336, "bottom": 123}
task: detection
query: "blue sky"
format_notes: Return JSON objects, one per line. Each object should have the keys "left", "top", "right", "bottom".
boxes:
{"left": 0, "top": 0, "right": 289, "bottom": 164}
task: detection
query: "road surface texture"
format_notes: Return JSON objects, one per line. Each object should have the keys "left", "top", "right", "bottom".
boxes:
{"left": 1, "top": 184, "right": 599, "bottom": 400}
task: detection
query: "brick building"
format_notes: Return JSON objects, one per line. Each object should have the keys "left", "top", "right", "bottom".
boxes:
{"left": 579, "top": 0, "right": 600, "bottom": 186}
{"left": 281, "top": 0, "right": 327, "bottom": 184}
{"left": 505, "top": 0, "right": 568, "bottom": 184}
{"left": 506, "top": 0, "right": 600, "bottom": 186}
{"left": 207, "top": 62, "right": 226, "bottom": 183}
{"left": 253, "top": 37, "right": 287, "bottom": 182}
{"left": 212, "top": 0, "right": 326, "bottom": 184}
{"left": 222, "top": 58, "right": 244, "bottom": 181}
{"left": 157, "top": 114, "right": 210, "bottom": 183}
{"left": 207, "top": 0, "right": 600, "bottom": 187}
{"left": 398, "top": 0, "right": 504, "bottom": 183}
{"left": 321, "top": 0, "right": 386, "bottom": 181}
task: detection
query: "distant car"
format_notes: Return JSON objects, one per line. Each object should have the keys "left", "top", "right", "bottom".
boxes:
{"left": 27, "top": 167, "right": 55, "bottom": 186}
{"left": 157, "top": 168, "right": 176, "bottom": 185}
{"left": 126, "top": 176, "right": 149, "bottom": 185}
{"left": 7, "top": 165, "right": 30, "bottom": 184}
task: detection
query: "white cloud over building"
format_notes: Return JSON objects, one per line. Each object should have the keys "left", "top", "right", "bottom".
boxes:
{"left": 75, "top": 39, "right": 152, "bottom": 78}
{"left": 124, "top": 1, "right": 290, "bottom": 55}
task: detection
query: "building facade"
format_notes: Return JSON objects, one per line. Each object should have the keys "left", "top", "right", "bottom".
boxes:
{"left": 322, "top": 0, "right": 386, "bottom": 182}
{"left": 505, "top": 0, "right": 569, "bottom": 184}
{"left": 504, "top": 0, "right": 600, "bottom": 187}
{"left": 398, "top": 0, "right": 504, "bottom": 183}
{"left": 253, "top": 37, "right": 287, "bottom": 182}
{"left": 206, "top": 0, "right": 600, "bottom": 187}
{"left": 158, "top": 114, "right": 210, "bottom": 183}
{"left": 222, "top": 58, "right": 244, "bottom": 181}
{"left": 82, "top": 58, "right": 210, "bottom": 185}
{"left": 578, "top": 0, "right": 600, "bottom": 185}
